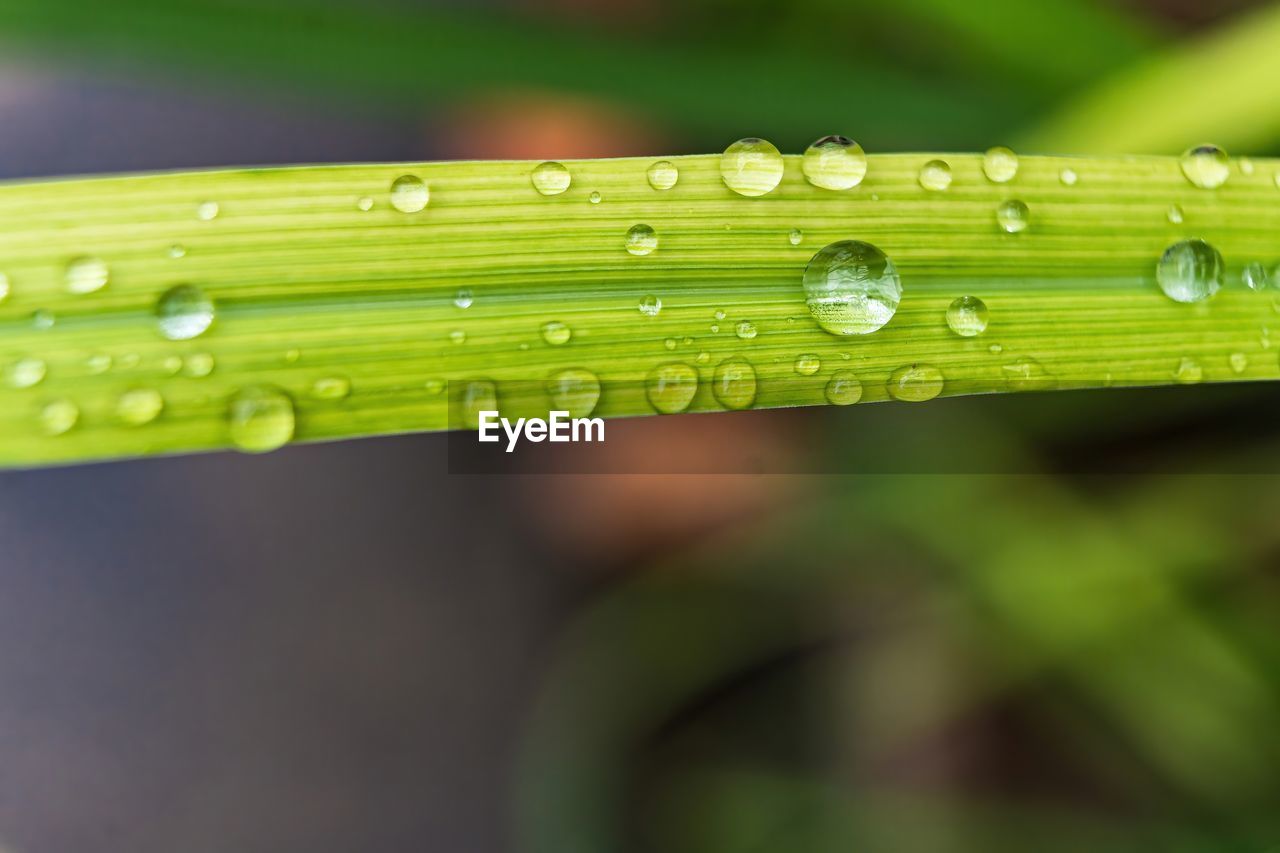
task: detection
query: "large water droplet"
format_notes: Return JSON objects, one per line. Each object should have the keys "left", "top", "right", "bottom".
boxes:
{"left": 40, "top": 399, "right": 79, "bottom": 436}
{"left": 532, "top": 161, "right": 571, "bottom": 196}
{"left": 946, "top": 296, "right": 989, "bottom": 337}
{"left": 66, "top": 256, "right": 109, "bottom": 295}
{"left": 7, "top": 357, "right": 46, "bottom": 389}
{"left": 1157, "top": 239, "right": 1222, "bottom": 303}
{"left": 626, "top": 224, "right": 658, "bottom": 256}
{"left": 712, "top": 358, "right": 757, "bottom": 410}
{"left": 803, "top": 240, "right": 902, "bottom": 335}
{"left": 541, "top": 320, "right": 572, "bottom": 346}
{"left": 157, "top": 284, "right": 215, "bottom": 340}
{"left": 919, "top": 160, "right": 952, "bottom": 191}
{"left": 794, "top": 354, "right": 821, "bottom": 375}
{"left": 720, "top": 138, "right": 784, "bottom": 197}
{"left": 638, "top": 294, "right": 662, "bottom": 317}
{"left": 996, "top": 200, "right": 1029, "bottom": 233}
{"left": 825, "top": 371, "right": 863, "bottom": 405}
{"left": 1180, "top": 144, "right": 1229, "bottom": 189}
{"left": 116, "top": 388, "right": 164, "bottom": 425}
{"left": 982, "top": 146, "right": 1019, "bottom": 183}
{"left": 1174, "top": 357, "right": 1203, "bottom": 383}
{"left": 390, "top": 175, "right": 429, "bottom": 212}
{"left": 646, "top": 363, "right": 699, "bottom": 414}
{"left": 547, "top": 368, "right": 601, "bottom": 417}
{"left": 647, "top": 160, "right": 679, "bottom": 191}
{"left": 228, "top": 386, "right": 295, "bottom": 453}
{"left": 311, "top": 376, "right": 352, "bottom": 400}
{"left": 887, "top": 364, "right": 944, "bottom": 402}
{"left": 802, "top": 135, "right": 866, "bottom": 191}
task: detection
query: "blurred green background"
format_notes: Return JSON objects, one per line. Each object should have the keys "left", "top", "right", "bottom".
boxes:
{"left": 1, "top": 1, "right": 1279, "bottom": 851}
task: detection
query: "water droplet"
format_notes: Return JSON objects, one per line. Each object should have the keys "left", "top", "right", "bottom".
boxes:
{"left": 1240, "top": 157, "right": 1255, "bottom": 176}
{"left": 794, "top": 354, "right": 821, "bottom": 375}
{"left": 66, "top": 256, "right": 109, "bottom": 294}
{"left": 357, "top": 196, "right": 374, "bottom": 211}
{"left": 803, "top": 240, "right": 902, "bottom": 335}
{"left": 682, "top": 336, "right": 694, "bottom": 345}
{"left": 647, "top": 160, "right": 679, "bottom": 191}
{"left": 40, "top": 399, "right": 79, "bottom": 436}
{"left": 156, "top": 284, "right": 215, "bottom": 340}
{"left": 712, "top": 358, "right": 757, "bottom": 410}
{"left": 825, "top": 371, "right": 863, "bottom": 405}
{"left": 638, "top": 294, "right": 662, "bottom": 317}
{"left": 720, "top": 137, "right": 784, "bottom": 197}
{"left": 228, "top": 386, "right": 295, "bottom": 453}
{"left": 390, "top": 175, "right": 429, "bottom": 212}
{"left": 735, "top": 320, "right": 757, "bottom": 340}
{"left": 7, "top": 357, "right": 46, "bottom": 388}
{"left": 802, "top": 135, "right": 867, "bottom": 191}
{"left": 453, "top": 288, "right": 474, "bottom": 309}
{"left": 184, "top": 353, "right": 214, "bottom": 377}
{"left": 664, "top": 338, "right": 677, "bottom": 351}
{"left": 449, "top": 329, "right": 466, "bottom": 344}
{"left": 1167, "top": 204, "right": 1184, "bottom": 224}
{"left": 1243, "top": 262, "right": 1269, "bottom": 291}
{"left": 588, "top": 191, "right": 601, "bottom": 205}
{"left": 424, "top": 379, "right": 445, "bottom": 395}
{"left": 116, "top": 388, "right": 164, "bottom": 425}
{"left": 1157, "top": 238, "right": 1223, "bottom": 303}
{"left": 626, "top": 224, "right": 658, "bottom": 256}
{"left": 532, "top": 161, "right": 571, "bottom": 196}
{"left": 646, "top": 362, "right": 699, "bottom": 414}
{"left": 996, "top": 199, "right": 1030, "bottom": 233}
{"left": 311, "top": 376, "right": 351, "bottom": 400}
{"left": 162, "top": 355, "right": 183, "bottom": 375}
{"left": 86, "top": 353, "right": 112, "bottom": 374}
{"left": 1059, "top": 167, "right": 1078, "bottom": 186}
{"left": 541, "top": 321, "right": 572, "bottom": 346}
{"left": 982, "top": 146, "right": 1019, "bottom": 183}
{"left": 168, "top": 244, "right": 187, "bottom": 259}
{"left": 32, "top": 309, "right": 54, "bottom": 330}
{"left": 1230, "top": 352, "right": 1249, "bottom": 373}
{"left": 887, "top": 364, "right": 944, "bottom": 402}
{"left": 1174, "top": 356, "right": 1203, "bottom": 383}
{"left": 1180, "top": 144, "right": 1229, "bottom": 189}
{"left": 988, "top": 343, "right": 1003, "bottom": 354}
{"left": 714, "top": 310, "right": 726, "bottom": 321}
{"left": 1002, "top": 357, "right": 1054, "bottom": 391}
{"left": 946, "top": 295, "right": 990, "bottom": 337}
{"left": 788, "top": 229, "right": 803, "bottom": 246}
{"left": 710, "top": 324, "right": 720, "bottom": 334}
{"left": 547, "top": 368, "right": 601, "bottom": 417}
{"left": 919, "top": 159, "right": 952, "bottom": 191}
{"left": 197, "top": 201, "right": 220, "bottom": 221}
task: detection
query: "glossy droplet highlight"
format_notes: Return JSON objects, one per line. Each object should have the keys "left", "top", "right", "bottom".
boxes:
{"left": 116, "top": 388, "right": 164, "bottom": 425}
{"left": 647, "top": 161, "right": 679, "bottom": 191}
{"left": 454, "top": 288, "right": 474, "bottom": 309}
{"left": 1059, "top": 167, "right": 1078, "bottom": 186}
{"left": 794, "top": 354, "right": 821, "bottom": 375}
{"left": 887, "top": 364, "right": 944, "bottom": 402}
{"left": 184, "top": 353, "right": 215, "bottom": 377}
{"left": 66, "top": 256, "right": 109, "bottom": 295}
{"left": 40, "top": 399, "right": 79, "bottom": 436}
{"left": 357, "top": 197, "right": 373, "bottom": 212}
{"left": 946, "top": 296, "right": 989, "bottom": 337}
{"left": 802, "top": 135, "right": 866, "bottom": 191}
{"left": 1157, "top": 239, "right": 1222, "bottom": 303}
{"left": 626, "top": 224, "right": 657, "bottom": 256}
{"left": 825, "top": 371, "right": 863, "bottom": 406}
{"left": 531, "top": 161, "right": 571, "bottom": 196}
{"left": 588, "top": 191, "right": 601, "bottom": 205}
{"left": 157, "top": 284, "right": 215, "bottom": 340}
{"left": 541, "top": 321, "right": 572, "bottom": 346}
{"left": 1230, "top": 352, "right": 1249, "bottom": 373}
{"left": 1180, "top": 144, "right": 1229, "bottom": 189}
{"left": 788, "top": 229, "right": 803, "bottom": 246}
{"left": 1003, "top": 357, "right": 1055, "bottom": 391}
{"left": 7, "top": 357, "right": 46, "bottom": 389}
{"left": 311, "top": 376, "right": 351, "bottom": 401}
{"left": 32, "top": 309, "right": 54, "bottom": 330}
{"left": 735, "top": 320, "right": 757, "bottom": 340}
{"left": 1167, "top": 205, "right": 1184, "bottom": 224}
{"left": 1243, "top": 262, "right": 1269, "bottom": 291}
{"left": 546, "top": 369, "right": 601, "bottom": 418}
{"left": 919, "top": 160, "right": 952, "bottom": 191}
{"left": 449, "top": 329, "right": 466, "bottom": 345}
{"left": 638, "top": 294, "right": 662, "bottom": 317}
{"left": 712, "top": 358, "right": 757, "bottom": 410}
{"left": 228, "top": 386, "right": 295, "bottom": 453}
{"left": 1174, "top": 357, "right": 1203, "bottom": 384}
{"left": 803, "top": 240, "right": 902, "bottom": 336}
{"left": 390, "top": 175, "right": 429, "bottom": 212}
{"left": 982, "top": 146, "right": 1018, "bottom": 183}
{"left": 646, "top": 363, "right": 699, "bottom": 414}
{"left": 720, "top": 137, "right": 784, "bottom": 197}
{"left": 996, "top": 200, "right": 1029, "bottom": 233}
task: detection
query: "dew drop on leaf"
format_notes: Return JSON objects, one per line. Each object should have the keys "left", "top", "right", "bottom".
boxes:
{"left": 1157, "top": 239, "right": 1222, "bottom": 303}
{"left": 66, "top": 256, "right": 109, "bottom": 295}
{"left": 646, "top": 363, "right": 699, "bottom": 414}
{"left": 646, "top": 160, "right": 679, "bottom": 191}
{"left": 712, "top": 358, "right": 757, "bottom": 410}
{"left": 720, "top": 138, "right": 784, "bottom": 197}
{"left": 802, "top": 135, "right": 867, "bottom": 191}
{"left": 1180, "top": 144, "right": 1229, "bottom": 189}
{"left": 157, "top": 284, "right": 215, "bottom": 340}
{"left": 532, "top": 161, "right": 571, "bottom": 196}
{"left": 825, "top": 371, "right": 863, "bottom": 406}
{"left": 228, "top": 386, "right": 296, "bottom": 453}
{"left": 116, "top": 388, "right": 165, "bottom": 425}
{"left": 547, "top": 368, "right": 601, "bottom": 418}
{"left": 626, "top": 224, "right": 658, "bottom": 256}
{"left": 40, "top": 399, "right": 79, "bottom": 436}
{"left": 996, "top": 200, "right": 1029, "bottom": 233}
{"left": 982, "top": 146, "right": 1019, "bottom": 183}
{"left": 946, "top": 296, "right": 990, "bottom": 337}
{"left": 887, "top": 364, "right": 944, "bottom": 401}
{"left": 919, "top": 159, "right": 952, "bottom": 191}
{"left": 794, "top": 354, "right": 821, "bottom": 375}
{"left": 390, "top": 175, "right": 429, "bottom": 212}
{"left": 541, "top": 321, "right": 572, "bottom": 346}
{"left": 802, "top": 240, "right": 902, "bottom": 336}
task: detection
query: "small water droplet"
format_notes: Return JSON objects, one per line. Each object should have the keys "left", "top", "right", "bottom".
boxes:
{"left": 453, "top": 288, "right": 474, "bottom": 309}
{"left": 646, "top": 363, "right": 699, "bottom": 414}
{"left": 449, "top": 329, "right": 466, "bottom": 344}
{"left": 197, "top": 201, "right": 220, "bottom": 221}
{"left": 1157, "top": 238, "right": 1223, "bottom": 303}
{"left": 116, "top": 388, "right": 164, "bottom": 425}
{"left": 996, "top": 199, "right": 1030, "bottom": 233}
{"left": 647, "top": 160, "right": 679, "bottom": 191}
{"left": 1240, "top": 157, "right": 1255, "bottom": 176}
{"left": 157, "top": 284, "right": 215, "bottom": 340}
{"left": 710, "top": 324, "right": 720, "bottom": 334}
{"left": 1167, "top": 204, "right": 1184, "bottom": 224}
{"left": 1230, "top": 352, "right": 1249, "bottom": 373}
{"left": 788, "top": 229, "right": 803, "bottom": 246}
{"left": 803, "top": 240, "right": 902, "bottom": 335}
{"left": 802, "top": 135, "right": 867, "bottom": 190}
{"left": 162, "top": 355, "right": 183, "bottom": 375}
{"left": 424, "top": 379, "right": 445, "bottom": 395}
{"left": 794, "top": 354, "right": 821, "bottom": 375}
{"left": 285, "top": 349, "right": 300, "bottom": 364}
{"left": 32, "top": 309, "right": 54, "bottom": 330}
{"left": 228, "top": 386, "right": 295, "bottom": 453}
{"left": 547, "top": 368, "right": 601, "bottom": 417}
{"left": 946, "top": 295, "right": 989, "bottom": 337}
{"left": 119, "top": 353, "right": 140, "bottom": 369}
{"left": 989, "top": 343, "right": 1003, "bottom": 354}
{"left": 695, "top": 351, "right": 710, "bottom": 364}
{"left": 1174, "top": 356, "right": 1203, "bottom": 383}
{"left": 541, "top": 321, "right": 572, "bottom": 346}
{"left": 735, "top": 320, "right": 757, "bottom": 340}
{"left": 682, "top": 336, "right": 694, "bottom": 345}
{"left": 887, "top": 364, "right": 944, "bottom": 402}
{"left": 626, "top": 224, "right": 658, "bottom": 256}
{"left": 168, "top": 244, "right": 187, "bottom": 259}
{"left": 66, "top": 256, "right": 109, "bottom": 294}
{"left": 532, "top": 161, "right": 571, "bottom": 196}
{"left": 1059, "top": 167, "right": 1078, "bottom": 186}
{"left": 825, "top": 371, "right": 863, "bottom": 405}
{"left": 86, "top": 353, "right": 112, "bottom": 374}
{"left": 390, "top": 175, "right": 429, "bottom": 212}
{"left": 982, "top": 146, "right": 1019, "bottom": 183}
{"left": 1180, "top": 144, "right": 1229, "bottom": 189}
{"left": 713, "top": 310, "right": 726, "bottom": 321}
{"left": 720, "top": 137, "right": 784, "bottom": 197}
{"left": 357, "top": 196, "right": 374, "bottom": 211}
{"left": 40, "top": 399, "right": 79, "bottom": 435}
{"left": 311, "top": 376, "right": 352, "bottom": 400}
{"left": 184, "top": 353, "right": 214, "bottom": 377}
{"left": 588, "top": 191, "right": 601, "bottom": 204}
{"left": 1243, "top": 262, "right": 1269, "bottom": 291}
{"left": 7, "top": 357, "right": 46, "bottom": 388}
{"left": 1002, "top": 357, "right": 1054, "bottom": 391}
{"left": 638, "top": 294, "right": 662, "bottom": 317}
{"left": 712, "top": 358, "right": 757, "bottom": 410}
{"left": 919, "top": 159, "right": 952, "bottom": 191}
{"left": 664, "top": 338, "right": 677, "bottom": 351}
